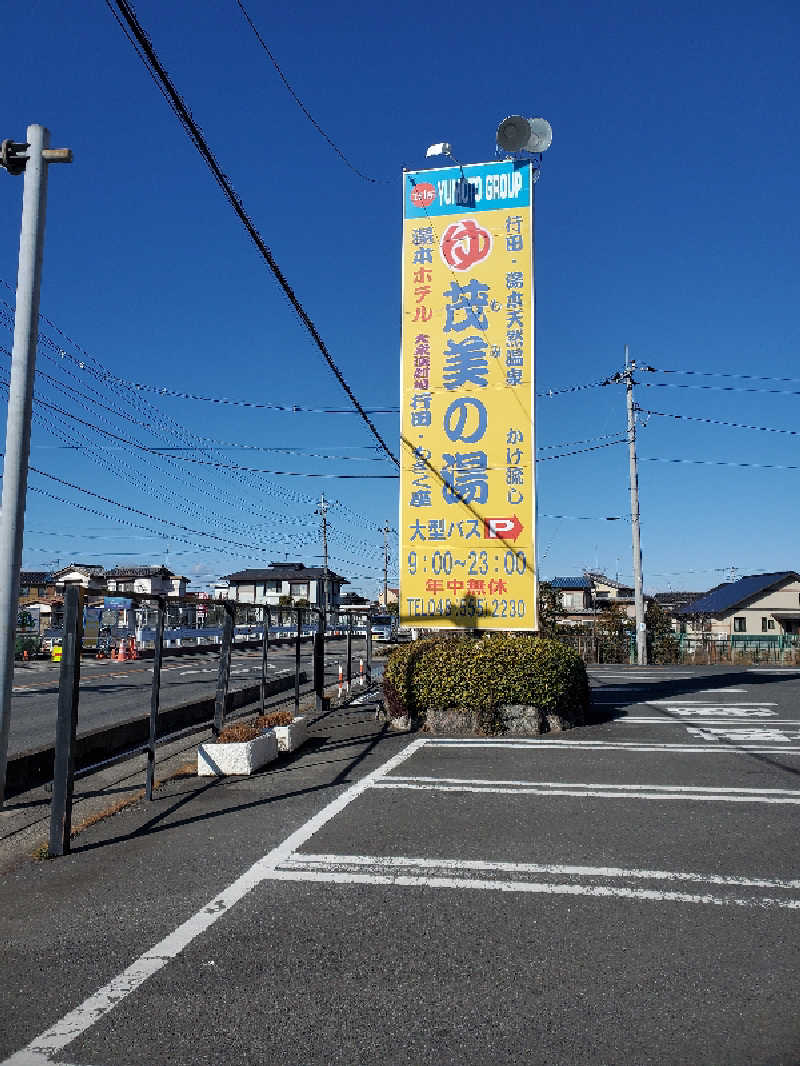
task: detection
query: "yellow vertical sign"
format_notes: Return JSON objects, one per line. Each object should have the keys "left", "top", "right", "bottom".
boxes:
{"left": 400, "top": 160, "right": 536, "bottom": 631}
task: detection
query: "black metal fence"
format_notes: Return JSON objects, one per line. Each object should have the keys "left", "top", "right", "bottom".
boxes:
{"left": 550, "top": 628, "right": 800, "bottom": 666}
{"left": 47, "top": 586, "right": 377, "bottom": 857}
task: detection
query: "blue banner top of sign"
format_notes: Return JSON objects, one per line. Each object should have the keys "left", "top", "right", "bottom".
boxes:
{"left": 404, "top": 159, "right": 530, "bottom": 220}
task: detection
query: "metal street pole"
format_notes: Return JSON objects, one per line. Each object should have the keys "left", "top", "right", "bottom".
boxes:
{"left": 382, "top": 521, "right": 389, "bottom": 608}
{"left": 0, "top": 126, "right": 72, "bottom": 806}
{"left": 624, "top": 344, "right": 647, "bottom": 665}
{"left": 316, "top": 494, "right": 329, "bottom": 626}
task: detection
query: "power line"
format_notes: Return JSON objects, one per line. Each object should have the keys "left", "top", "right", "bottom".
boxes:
{"left": 538, "top": 432, "right": 626, "bottom": 451}
{"left": 643, "top": 381, "right": 800, "bottom": 399}
{"left": 233, "top": 0, "right": 385, "bottom": 185}
{"left": 539, "top": 377, "right": 614, "bottom": 398}
{"left": 537, "top": 439, "right": 627, "bottom": 461}
{"left": 2, "top": 309, "right": 394, "bottom": 534}
{"left": 650, "top": 365, "right": 800, "bottom": 386}
{"left": 642, "top": 456, "right": 800, "bottom": 473}
{"left": 105, "top": 0, "right": 399, "bottom": 466}
{"left": 640, "top": 408, "right": 800, "bottom": 438}
{"left": 539, "top": 513, "right": 627, "bottom": 521}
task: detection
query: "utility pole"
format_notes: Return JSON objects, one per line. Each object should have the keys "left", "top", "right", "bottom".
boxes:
{"left": 623, "top": 344, "right": 647, "bottom": 665}
{"left": 382, "top": 521, "right": 390, "bottom": 608}
{"left": 0, "top": 126, "right": 72, "bottom": 807}
{"left": 316, "top": 493, "right": 329, "bottom": 626}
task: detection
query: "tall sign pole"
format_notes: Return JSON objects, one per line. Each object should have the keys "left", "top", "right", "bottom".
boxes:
{"left": 0, "top": 126, "right": 72, "bottom": 806}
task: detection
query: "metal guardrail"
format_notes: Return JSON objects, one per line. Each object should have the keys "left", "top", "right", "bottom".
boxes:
{"left": 47, "top": 588, "right": 378, "bottom": 857}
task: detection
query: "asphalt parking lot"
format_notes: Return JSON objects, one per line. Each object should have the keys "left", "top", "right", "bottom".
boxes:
{"left": 2, "top": 665, "right": 799, "bottom": 1065}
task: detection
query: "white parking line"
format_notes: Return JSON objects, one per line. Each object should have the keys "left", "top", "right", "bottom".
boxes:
{"left": 373, "top": 777, "right": 800, "bottom": 803}
{"left": 0, "top": 739, "right": 426, "bottom": 1066}
{"left": 620, "top": 713, "right": 782, "bottom": 721}
{"left": 272, "top": 859, "right": 800, "bottom": 910}
{"left": 648, "top": 700, "right": 777, "bottom": 706}
{"left": 686, "top": 727, "right": 800, "bottom": 743}
{"left": 287, "top": 853, "right": 800, "bottom": 892}
{"left": 424, "top": 738, "right": 800, "bottom": 752}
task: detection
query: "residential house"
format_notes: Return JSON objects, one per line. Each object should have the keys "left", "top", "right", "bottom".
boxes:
{"left": 18, "top": 571, "right": 58, "bottom": 605}
{"left": 17, "top": 571, "right": 62, "bottom": 635}
{"left": 53, "top": 564, "right": 106, "bottom": 597}
{"left": 675, "top": 571, "right": 800, "bottom": 642}
{"left": 549, "top": 576, "right": 594, "bottom": 625}
{"left": 215, "top": 562, "right": 348, "bottom": 622}
{"left": 585, "top": 571, "right": 635, "bottom": 611}
{"left": 106, "top": 566, "right": 192, "bottom": 629}
{"left": 652, "top": 590, "right": 702, "bottom": 631}
{"left": 378, "top": 587, "right": 399, "bottom": 608}
{"left": 106, "top": 566, "right": 188, "bottom": 598}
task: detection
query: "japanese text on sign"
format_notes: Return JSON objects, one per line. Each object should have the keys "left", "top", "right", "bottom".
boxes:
{"left": 400, "top": 160, "right": 536, "bottom": 630}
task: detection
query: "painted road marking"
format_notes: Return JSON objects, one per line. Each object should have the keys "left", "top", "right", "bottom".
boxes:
{"left": 372, "top": 776, "right": 800, "bottom": 803}
{"left": 286, "top": 853, "right": 800, "bottom": 890}
{"left": 264, "top": 867, "right": 800, "bottom": 910}
{"left": 686, "top": 727, "right": 800, "bottom": 743}
{"left": 647, "top": 699, "right": 777, "bottom": 705}
{"left": 4, "top": 731, "right": 799, "bottom": 1066}
{"left": 621, "top": 711, "right": 781, "bottom": 720}
{"left": 178, "top": 664, "right": 277, "bottom": 677}
{"left": 425, "top": 738, "right": 800, "bottom": 752}
{"left": 0, "top": 739, "right": 426, "bottom": 1066}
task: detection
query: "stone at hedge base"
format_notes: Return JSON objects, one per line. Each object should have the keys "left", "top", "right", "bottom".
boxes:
{"left": 423, "top": 702, "right": 577, "bottom": 736}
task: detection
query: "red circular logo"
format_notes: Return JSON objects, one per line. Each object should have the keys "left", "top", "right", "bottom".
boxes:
{"left": 410, "top": 182, "right": 436, "bottom": 209}
{"left": 440, "top": 219, "right": 492, "bottom": 271}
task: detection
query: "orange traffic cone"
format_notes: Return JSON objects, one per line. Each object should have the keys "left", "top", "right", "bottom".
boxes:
{"left": 129, "top": 637, "right": 138, "bottom": 661}
{"left": 23, "top": 649, "right": 29, "bottom": 662}
{"left": 117, "top": 641, "right": 127, "bottom": 661}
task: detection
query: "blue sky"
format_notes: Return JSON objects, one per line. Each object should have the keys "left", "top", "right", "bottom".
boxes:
{"left": 2, "top": 0, "right": 799, "bottom": 598}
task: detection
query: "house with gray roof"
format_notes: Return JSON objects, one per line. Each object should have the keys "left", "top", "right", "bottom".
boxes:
{"left": 214, "top": 562, "right": 348, "bottom": 622}
{"left": 676, "top": 571, "right": 800, "bottom": 642}
{"left": 546, "top": 576, "right": 593, "bottom": 625}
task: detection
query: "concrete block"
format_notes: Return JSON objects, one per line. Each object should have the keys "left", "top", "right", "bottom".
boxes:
{"left": 197, "top": 730, "right": 278, "bottom": 776}
{"left": 271, "top": 716, "right": 308, "bottom": 753}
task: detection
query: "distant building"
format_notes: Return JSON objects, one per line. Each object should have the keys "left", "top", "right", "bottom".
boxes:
{"left": 378, "top": 587, "right": 399, "bottom": 608}
{"left": 215, "top": 562, "right": 348, "bottom": 622}
{"left": 652, "top": 590, "right": 702, "bottom": 621}
{"left": 53, "top": 564, "right": 106, "bottom": 596}
{"left": 548, "top": 577, "right": 593, "bottom": 625}
{"left": 106, "top": 566, "right": 188, "bottom": 598}
{"left": 584, "top": 571, "right": 634, "bottom": 610}
{"left": 675, "top": 571, "right": 800, "bottom": 641}
{"left": 18, "top": 571, "right": 58, "bottom": 605}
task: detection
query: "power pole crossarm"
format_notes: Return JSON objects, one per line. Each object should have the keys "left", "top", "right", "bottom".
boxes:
{"left": 624, "top": 345, "right": 647, "bottom": 666}
{"left": 0, "top": 125, "right": 72, "bottom": 807}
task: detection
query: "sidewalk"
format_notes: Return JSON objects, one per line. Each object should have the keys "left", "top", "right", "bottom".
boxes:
{"left": 1, "top": 685, "right": 411, "bottom": 1064}
{"left": 0, "top": 679, "right": 383, "bottom": 875}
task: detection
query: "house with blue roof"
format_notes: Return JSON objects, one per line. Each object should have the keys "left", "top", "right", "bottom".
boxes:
{"left": 676, "top": 571, "right": 800, "bottom": 643}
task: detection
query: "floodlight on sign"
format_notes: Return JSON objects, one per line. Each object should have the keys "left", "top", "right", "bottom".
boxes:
{"left": 425, "top": 142, "right": 453, "bottom": 158}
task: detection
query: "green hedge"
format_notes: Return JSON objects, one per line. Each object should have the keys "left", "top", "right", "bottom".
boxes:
{"left": 383, "top": 634, "right": 589, "bottom": 727}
